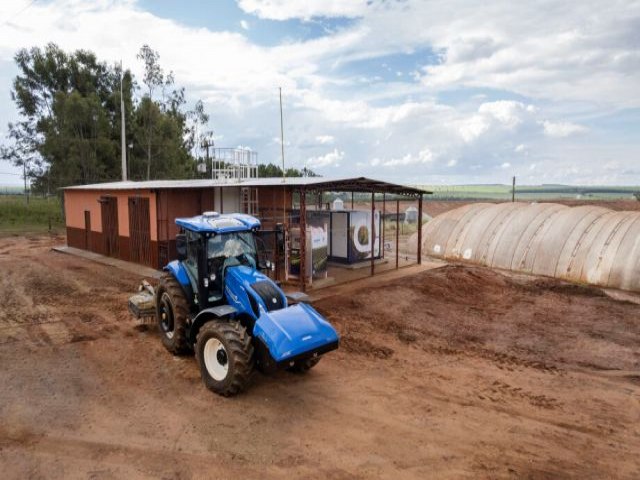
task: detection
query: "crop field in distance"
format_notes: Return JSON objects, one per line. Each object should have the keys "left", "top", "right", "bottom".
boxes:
{"left": 420, "top": 184, "right": 640, "bottom": 201}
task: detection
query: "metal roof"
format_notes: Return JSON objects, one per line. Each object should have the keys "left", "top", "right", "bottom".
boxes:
{"left": 63, "top": 176, "right": 430, "bottom": 196}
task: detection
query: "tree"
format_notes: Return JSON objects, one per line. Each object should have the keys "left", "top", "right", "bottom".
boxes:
{"left": 129, "top": 98, "right": 192, "bottom": 180}
{"left": 634, "top": 192, "right": 640, "bottom": 201}
{"left": 2, "top": 43, "right": 208, "bottom": 190}
{"left": 186, "top": 100, "right": 214, "bottom": 160}
{"left": 258, "top": 163, "right": 317, "bottom": 178}
{"left": 2, "top": 43, "right": 123, "bottom": 191}
{"left": 136, "top": 45, "right": 187, "bottom": 180}
{"left": 41, "top": 91, "right": 116, "bottom": 185}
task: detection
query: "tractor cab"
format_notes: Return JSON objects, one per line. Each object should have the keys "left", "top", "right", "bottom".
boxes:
{"left": 174, "top": 212, "right": 271, "bottom": 309}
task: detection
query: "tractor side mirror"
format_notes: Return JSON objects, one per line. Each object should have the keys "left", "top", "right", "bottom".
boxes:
{"left": 176, "top": 234, "right": 187, "bottom": 261}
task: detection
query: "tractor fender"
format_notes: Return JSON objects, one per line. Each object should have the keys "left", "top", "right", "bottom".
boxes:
{"left": 163, "top": 260, "right": 193, "bottom": 299}
{"left": 189, "top": 305, "right": 238, "bottom": 344}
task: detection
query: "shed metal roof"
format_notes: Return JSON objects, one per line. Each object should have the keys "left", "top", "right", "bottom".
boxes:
{"left": 63, "top": 176, "right": 430, "bottom": 196}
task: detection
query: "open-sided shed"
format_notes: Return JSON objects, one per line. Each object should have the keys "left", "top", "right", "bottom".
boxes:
{"left": 63, "top": 177, "right": 430, "bottom": 289}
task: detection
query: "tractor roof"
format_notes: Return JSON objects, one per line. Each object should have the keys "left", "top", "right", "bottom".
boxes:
{"left": 175, "top": 212, "right": 261, "bottom": 234}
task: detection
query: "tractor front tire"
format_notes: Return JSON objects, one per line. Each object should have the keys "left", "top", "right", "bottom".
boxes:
{"left": 287, "top": 357, "right": 321, "bottom": 374}
{"left": 196, "top": 320, "right": 254, "bottom": 397}
{"left": 155, "top": 273, "right": 190, "bottom": 354}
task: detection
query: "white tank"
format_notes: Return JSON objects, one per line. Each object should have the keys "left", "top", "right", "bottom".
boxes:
{"left": 405, "top": 206, "right": 418, "bottom": 223}
{"left": 332, "top": 198, "right": 344, "bottom": 210}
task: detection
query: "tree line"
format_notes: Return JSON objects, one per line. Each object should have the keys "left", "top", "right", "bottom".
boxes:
{"left": 1, "top": 43, "right": 313, "bottom": 194}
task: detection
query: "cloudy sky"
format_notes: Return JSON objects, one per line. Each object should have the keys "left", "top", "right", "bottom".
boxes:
{"left": 0, "top": 0, "right": 639, "bottom": 186}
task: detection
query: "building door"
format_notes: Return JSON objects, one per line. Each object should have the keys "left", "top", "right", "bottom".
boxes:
{"left": 100, "top": 196, "right": 119, "bottom": 257}
{"left": 84, "top": 210, "right": 91, "bottom": 250}
{"left": 241, "top": 187, "right": 259, "bottom": 215}
{"left": 128, "top": 197, "right": 151, "bottom": 266}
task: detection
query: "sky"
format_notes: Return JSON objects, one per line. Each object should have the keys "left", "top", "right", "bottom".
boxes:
{"left": 0, "top": 0, "right": 639, "bottom": 186}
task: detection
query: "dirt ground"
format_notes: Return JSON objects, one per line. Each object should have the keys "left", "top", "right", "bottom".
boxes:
{"left": 0, "top": 234, "right": 639, "bottom": 479}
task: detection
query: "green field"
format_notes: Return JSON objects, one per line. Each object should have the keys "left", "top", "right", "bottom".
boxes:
{"left": 0, "top": 195, "right": 65, "bottom": 234}
{"left": 420, "top": 184, "right": 640, "bottom": 201}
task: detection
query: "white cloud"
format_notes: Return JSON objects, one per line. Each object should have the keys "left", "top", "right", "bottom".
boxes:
{"left": 478, "top": 101, "right": 532, "bottom": 128}
{"left": 296, "top": 92, "right": 452, "bottom": 131}
{"left": 514, "top": 144, "right": 526, "bottom": 153}
{"left": 416, "top": 2, "right": 640, "bottom": 108}
{"left": 307, "top": 148, "right": 344, "bottom": 168}
{"left": 315, "top": 135, "right": 334, "bottom": 144}
{"left": 240, "top": 20, "right": 249, "bottom": 30}
{"left": 501, "top": 162, "right": 511, "bottom": 169}
{"left": 238, "top": 0, "right": 371, "bottom": 20}
{"left": 457, "top": 101, "right": 535, "bottom": 143}
{"left": 541, "top": 120, "right": 588, "bottom": 138}
{"left": 458, "top": 114, "right": 490, "bottom": 143}
{"left": 378, "top": 148, "right": 434, "bottom": 167}
{"left": 0, "top": 0, "right": 638, "bottom": 186}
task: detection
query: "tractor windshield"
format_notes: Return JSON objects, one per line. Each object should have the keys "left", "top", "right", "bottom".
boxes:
{"left": 207, "top": 232, "right": 257, "bottom": 266}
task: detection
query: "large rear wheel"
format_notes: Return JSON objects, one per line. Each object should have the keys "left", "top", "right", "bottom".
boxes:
{"left": 196, "top": 320, "right": 254, "bottom": 396}
{"left": 155, "top": 273, "right": 190, "bottom": 354}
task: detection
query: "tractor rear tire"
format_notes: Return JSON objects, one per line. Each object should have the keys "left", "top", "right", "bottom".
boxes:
{"left": 155, "top": 273, "right": 190, "bottom": 354}
{"left": 196, "top": 320, "right": 254, "bottom": 397}
{"left": 287, "top": 357, "right": 320, "bottom": 374}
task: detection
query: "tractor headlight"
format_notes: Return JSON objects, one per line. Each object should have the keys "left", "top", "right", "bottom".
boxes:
{"left": 203, "top": 278, "right": 209, "bottom": 288}
{"left": 209, "top": 273, "right": 217, "bottom": 282}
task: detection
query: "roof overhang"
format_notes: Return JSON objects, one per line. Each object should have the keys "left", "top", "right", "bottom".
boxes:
{"left": 62, "top": 176, "right": 431, "bottom": 197}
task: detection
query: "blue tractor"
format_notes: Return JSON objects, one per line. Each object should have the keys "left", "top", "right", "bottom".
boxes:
{"left": 145, "top": 211, "right": 339, "bottom": 396}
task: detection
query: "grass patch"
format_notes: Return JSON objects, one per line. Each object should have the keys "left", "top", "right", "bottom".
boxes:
{"left": 0, "top": 195, "right": 64, "bottom": 233}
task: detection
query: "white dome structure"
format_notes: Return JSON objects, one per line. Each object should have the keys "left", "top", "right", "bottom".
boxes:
{"left": 422, "top": 202, "right": 640, "bottom": 292}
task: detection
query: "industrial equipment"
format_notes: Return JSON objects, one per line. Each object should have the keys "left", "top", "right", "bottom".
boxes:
{"left": 129, "top": 212, "right": 339, "bottom": 396}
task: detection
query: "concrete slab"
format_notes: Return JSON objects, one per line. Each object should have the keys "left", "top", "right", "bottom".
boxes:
{"left": 52, "top": 245, "right": 162, "bottom": 279}
{"left": 307, "top": 259, "right": 447, "bottom": 301}
{"left": 327, "top": 258, "right": 389, "bottom": 270}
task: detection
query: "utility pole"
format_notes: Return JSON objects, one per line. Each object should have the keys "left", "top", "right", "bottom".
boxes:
{"left": 279, "top": 87, "right": 285, "bottom": 182}
{"left": 512, "top": 176, "right": 516, "bottom": 202}
{"left": 23, "top": 161, "right": 29, "bottom": 205}
{"left": 120, "top": 61, "right": 127, "bottom": 181}
{"left": 279, "top": 87, "right": 287, "bottom": 228}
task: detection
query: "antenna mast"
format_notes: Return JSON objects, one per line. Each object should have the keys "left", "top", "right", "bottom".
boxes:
{"left": 120, "top": 61, "right": 127, "bottom": 181}
{"left": 279, "top": 87, "right": 285, "bottom": 183}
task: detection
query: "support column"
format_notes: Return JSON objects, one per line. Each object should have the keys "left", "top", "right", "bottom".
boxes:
{"left": 370, "top": 191, "right": 375, "bottom": 276}
{"left": 351, "top": 192, "right": 354, "bottom": 209}
{"left": 382, "top": 193, "right": 386, "bottom": 258}
{"left": 417, "top": 193, "right": 423, "bottom": 265}
{"left": 396, "top": 199, "right": 399, "bottom": 269}
{"left": 300, "top": 188, "right": 307, "bottom": 292}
